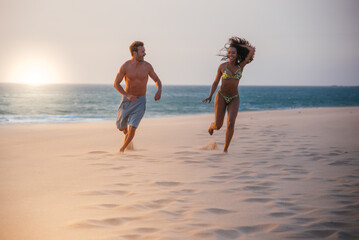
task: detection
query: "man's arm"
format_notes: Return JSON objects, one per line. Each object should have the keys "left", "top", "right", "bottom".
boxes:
{"left": 114, "top": 64, "right": 138, "bottom": 101}
{"left": 148, "top": 64, "right": 162, "bottom": 101}
{"left": 114, "top": 64, "right": 126, "bottom": 94}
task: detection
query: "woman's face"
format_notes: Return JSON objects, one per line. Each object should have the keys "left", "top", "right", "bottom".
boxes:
{"left": 227, "top": 47, "right": 238, "bottom": 63}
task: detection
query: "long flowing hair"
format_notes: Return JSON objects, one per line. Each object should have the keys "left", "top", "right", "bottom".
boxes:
{"left": 220, "top": 37, "right": 255, "bottom": 65}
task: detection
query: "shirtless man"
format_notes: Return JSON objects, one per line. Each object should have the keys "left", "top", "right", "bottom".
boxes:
{"left": 114, "top": 41, "right": 162, "bottom": 152}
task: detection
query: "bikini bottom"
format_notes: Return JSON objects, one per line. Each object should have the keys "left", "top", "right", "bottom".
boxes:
{"left": 219, "top": 90, "right": 239, "bottom": 104}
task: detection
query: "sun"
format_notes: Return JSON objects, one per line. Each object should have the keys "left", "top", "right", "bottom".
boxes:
{"left": 11, "top": 58, "right": 61, "bottom": 85}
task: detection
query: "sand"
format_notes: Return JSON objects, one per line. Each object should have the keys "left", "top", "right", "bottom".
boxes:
{"left": 0, "top": 107, "right": 358, "bottom": 240}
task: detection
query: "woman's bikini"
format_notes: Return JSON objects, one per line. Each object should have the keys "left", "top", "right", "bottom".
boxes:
{"left": 219, "top": 64, "right": 242, "bottom": 104}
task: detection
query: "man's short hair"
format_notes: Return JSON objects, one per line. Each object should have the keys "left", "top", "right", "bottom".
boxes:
{"left": 129, "top": 41, "right": 144, "bottom": 56}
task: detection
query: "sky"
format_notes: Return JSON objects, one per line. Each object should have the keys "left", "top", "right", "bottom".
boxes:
{"left": 0, "top": 0, "right": 358, "bottom": 86}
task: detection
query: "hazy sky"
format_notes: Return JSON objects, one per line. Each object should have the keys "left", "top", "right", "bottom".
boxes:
{"left": 1, "top": 0, "right": 358, "bottom": 86}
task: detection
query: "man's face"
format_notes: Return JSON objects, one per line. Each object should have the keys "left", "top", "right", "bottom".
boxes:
{"left": 135, "top": 46, "right": 146, "bottom": 62}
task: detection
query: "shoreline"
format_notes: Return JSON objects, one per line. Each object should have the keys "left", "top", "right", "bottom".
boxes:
{"left": 1, "top": 105, "right": 359, "bottom": 126}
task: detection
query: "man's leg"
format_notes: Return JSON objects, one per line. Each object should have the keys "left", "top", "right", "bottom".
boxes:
{"left": 119, "top": 127, "right": 128, "bottom": 135}
{"left": 119, "top": 125, "right": 137, "bottom": 152}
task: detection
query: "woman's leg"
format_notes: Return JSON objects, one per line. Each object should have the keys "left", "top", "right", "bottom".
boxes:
{"left": 224, "top": 97, "right": 240, "bottom": 152}
{"left": 209, "top": 92, "right": 227, "bottom": 135}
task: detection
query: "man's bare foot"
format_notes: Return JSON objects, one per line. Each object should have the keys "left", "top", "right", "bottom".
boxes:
{"left": 223, "top": 148, "right": 228, "bottom": 153}
{"left": 119, "top": 141, "right": 134, "bottom": 153}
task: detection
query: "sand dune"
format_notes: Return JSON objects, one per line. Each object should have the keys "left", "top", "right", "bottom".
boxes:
{"left": 1, "top": 107, "right": 359, "bottom": 240}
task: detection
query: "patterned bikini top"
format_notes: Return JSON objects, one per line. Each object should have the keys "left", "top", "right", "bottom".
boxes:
{"left": 222, "top": 64, "right": 242, "bottom": 80}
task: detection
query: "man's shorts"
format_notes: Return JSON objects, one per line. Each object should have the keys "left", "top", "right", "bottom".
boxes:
{"left": 116, "top": 96, "right": 146, "bottom": 130}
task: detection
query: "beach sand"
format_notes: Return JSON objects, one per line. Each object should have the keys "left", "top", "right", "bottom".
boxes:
{"left": 0, "top": 107, "right": 358, "bottom": 240}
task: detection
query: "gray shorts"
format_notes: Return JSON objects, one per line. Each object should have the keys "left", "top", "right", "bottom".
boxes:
{"left": 116, "top": 96, "right": 146, "bottom": 129}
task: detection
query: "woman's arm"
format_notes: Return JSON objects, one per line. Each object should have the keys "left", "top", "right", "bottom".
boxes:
{"left": 202, "top": 66, "right": 222, "bottom": 103}
{"left": 240, "top": 45, "right": 256, "bottom": 69}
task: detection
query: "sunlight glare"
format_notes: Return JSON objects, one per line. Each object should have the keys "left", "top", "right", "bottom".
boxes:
{"left": 11, "top": 59, "right": 60, "bottom": 85}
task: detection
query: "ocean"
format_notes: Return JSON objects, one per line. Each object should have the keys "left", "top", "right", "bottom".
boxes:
{"left": 0, "top": 83, "right": 358, "bottom": 124}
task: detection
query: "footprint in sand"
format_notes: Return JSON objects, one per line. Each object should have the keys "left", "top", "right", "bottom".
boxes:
{"left": 269, "top": 211, "right": 295, "bottom": 217}
{"left": 214, "top": 229, "right": 240, "bottom": 239}
{"left": 237, "top": 224, "right": 278, "bottom": 234}
{"left": 205, "top": 208, "right": 235, "bottom": 214}
{"left": 154, "top": 181, "right": 182, "bottom": 187}
{"left": 75, "top": 190, "right": 129, "bottom": 196}
{"left": 243, "top": 198, "right": 273, "bottom": 203}
{"left": 91, "top": 203, "right": 119, "bottom": 209}
{"left": 287, "top": 230, "right": 336, "bottom": 239}
{"left": 134, "top": 227, "right": 159, "bottom": 234}
{"left": 88, "top": 151, "right": 109, "bottom": 154}
{"left": 69, "top": 216, "right": 138, "bottom": 228}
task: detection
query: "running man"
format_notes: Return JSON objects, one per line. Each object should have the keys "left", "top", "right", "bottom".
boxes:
{"left": 114, "top": 41, "right": 162, "bottom": 152}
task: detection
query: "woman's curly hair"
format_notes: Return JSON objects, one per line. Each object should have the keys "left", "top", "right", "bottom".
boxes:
{"left": 220, "top": 37, "right": 255, "bottom": 65}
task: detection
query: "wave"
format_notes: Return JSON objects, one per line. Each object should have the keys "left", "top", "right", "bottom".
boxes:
{"left": 1, "top": 84, "right": 358, "bottom": 124}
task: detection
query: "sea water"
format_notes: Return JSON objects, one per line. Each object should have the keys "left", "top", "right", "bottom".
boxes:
{"left": 0, "top": 83, "right": 358, "bottom": 124}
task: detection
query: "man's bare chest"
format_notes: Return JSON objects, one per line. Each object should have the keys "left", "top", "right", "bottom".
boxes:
{"left": 126, "top": 67, "right": 149, "bottom": 80}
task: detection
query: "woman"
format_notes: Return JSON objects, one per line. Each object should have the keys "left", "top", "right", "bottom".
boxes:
{"left": 203, "top": 37, "right": 255, "bottom": 152}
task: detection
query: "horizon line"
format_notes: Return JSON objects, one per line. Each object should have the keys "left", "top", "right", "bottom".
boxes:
{"left": 0, "top": 82, "right": 358, "bottom": 88}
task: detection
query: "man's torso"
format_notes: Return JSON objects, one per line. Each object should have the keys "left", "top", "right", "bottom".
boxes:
{"left": 124, "top": 61, "right": 150, "bottom": 96}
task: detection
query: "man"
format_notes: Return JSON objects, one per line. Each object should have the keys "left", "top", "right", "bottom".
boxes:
{"left": 114, "top": 41, "right": 162, "bottom": 152}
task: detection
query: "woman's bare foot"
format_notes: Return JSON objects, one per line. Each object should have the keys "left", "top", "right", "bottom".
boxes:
{"left": 208, "top": 122, "right": 215, "bottom": 135}
{"left": 208, "top": 127, "right": 214, "bottom": 135}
